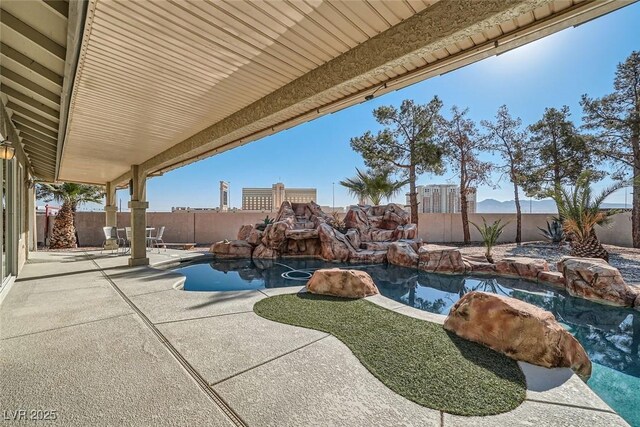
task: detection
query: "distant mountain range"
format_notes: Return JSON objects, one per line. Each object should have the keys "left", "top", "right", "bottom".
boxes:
{"left": 477, "top": 198, "right": 630, "bottom": 213}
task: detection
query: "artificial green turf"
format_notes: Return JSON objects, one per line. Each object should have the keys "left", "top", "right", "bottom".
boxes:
{"left": 254, "top": 293, "right": 526, "bottom": 416}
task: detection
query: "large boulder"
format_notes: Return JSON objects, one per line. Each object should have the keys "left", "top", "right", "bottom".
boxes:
{"left": 380, "top": 203, "right": 410, "bottom": 229}
{"left": 264, "top": 220, "right": 293, "bottom": 251}
{"left": 317, "top": 223, "right": 355, "bottom": 262}
{"left": 246, "top": 228, "right": 263, "bottom": 246}
{"left": 210, "top": 240, "right": 253, "bottom": 258}
{"left": 558, "top": 257, "right": 639, "bottom": 307}
{"left": 538, "top": 271, "right": 566, "bottom": 287}
{"left": 419, "top": 245, "right": 467, "bottom": 274}
{"left": 237, "top": 224, "right": 253, "bottom": 241}
{"left": 285, "top": 238, "right": 321, "bottom": 257}
{"left": 387, "top": 242, "right": 419, "bottom": 268}
{"left": 394, "top": 224, "right": 417, "bottom": 240}
{"left": 275, "top": 201, "right": 296, "bottom": 222}
{"left": 369, "top": 229, "right": 396, "bottom": 242}
{"left": 349, "top": 250, "right": 387, "bottom": 264}
{"left": 344, "top": 205, "right": 370, "bottom": 232}
{"left": 284, "top": 228, "right": 318, "bottom": 240}
{"left": 360, "top": 241, "right": 392, "bottom": 251}
{"left": 307, "top": 268, "right": 379, "bottom": 298}
{"left": 444, "top": 291, "right": 591, "bottom": 379}
{"left": 495, "top": 257, "right": 549, "bottom": 280}
{"left": 466, "top": 259, "right": 497, "bottom": 274}
{"left": 252, "top": 244, "right": 278, "bottom": 259}
{"left": 345, "top": 229, "right": 360, "bottom": 250}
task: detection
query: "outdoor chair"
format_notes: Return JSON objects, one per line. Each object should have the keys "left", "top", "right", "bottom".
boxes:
{"left": 101, "top": 227, "right": 124, "bottom": 254}
{"left": 125, "top": 227, "right": 132, "bottom": 253}
{"left": 147, "top": 226, "right": 166, "bottom": 252}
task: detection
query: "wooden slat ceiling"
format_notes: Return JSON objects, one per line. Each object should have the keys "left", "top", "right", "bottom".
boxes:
{"left": 0, "top": 0, "right": 69, "bottom": 181}
{"left": 52, "top": 0, "right": 632, "bottom": 185}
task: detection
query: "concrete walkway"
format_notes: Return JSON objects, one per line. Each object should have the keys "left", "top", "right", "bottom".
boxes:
{"left": 0, "top": 250, "right": 630, "bottom": 426}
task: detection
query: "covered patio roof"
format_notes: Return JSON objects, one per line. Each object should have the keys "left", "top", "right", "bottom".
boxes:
{"left": 2, "top": 0, "right": 634, "bottom": 185}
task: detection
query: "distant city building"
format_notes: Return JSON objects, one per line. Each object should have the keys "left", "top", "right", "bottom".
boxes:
{"left": 242, "top": 183, "right": 317, "bottom": 211}
{"left": 171, "top": 207, "right": 217, "bottom": 212}
{"left": 219, "top": 181, "right": 229, "bottom": 212}
{"left": 406, "top": 184, "right": 476, "bottom": 214}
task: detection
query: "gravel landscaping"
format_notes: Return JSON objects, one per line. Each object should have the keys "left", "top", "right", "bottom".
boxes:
{"left": 457, "top": 242, "right": 640, "bottom": 285}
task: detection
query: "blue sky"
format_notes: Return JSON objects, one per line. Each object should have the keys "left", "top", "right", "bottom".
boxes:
{"left": 110, "top": 3, "right": 640, "bottom": 212}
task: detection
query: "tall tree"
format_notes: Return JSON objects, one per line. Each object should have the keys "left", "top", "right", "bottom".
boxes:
{"left": 581, "top": 51, "right": 640, "bottom": 247}
{"left": 439, "top": 106, "right": 492, "bottom": 244}
{"left": 36, "top": 183, "right": 104, "bottom": 249}
{"left": 481, "top": 105, "right": 528, "bottom": 244}
{"left": 350, "top": 98, "right": 444, "bottom": 228}
{"left": 523, "top": 106, "right": 595, "bottom": 207}
{"left": 340, "top": 167, "right": 408, "bottom": 206}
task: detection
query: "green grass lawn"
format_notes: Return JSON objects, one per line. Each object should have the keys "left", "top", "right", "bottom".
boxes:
{"left": 254, "top": 293, "right": 526, "bottom": 416}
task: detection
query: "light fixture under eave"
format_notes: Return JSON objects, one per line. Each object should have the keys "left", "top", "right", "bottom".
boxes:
{"left": 0, "top": 138, "right": 16, "bottom": 160}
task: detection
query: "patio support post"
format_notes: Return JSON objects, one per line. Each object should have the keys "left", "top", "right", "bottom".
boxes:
{"left": 104, "top": 182, "right": 118, "bottom": 250}
{"left": 128, "top": 165, "right": 149, "bottom": 266}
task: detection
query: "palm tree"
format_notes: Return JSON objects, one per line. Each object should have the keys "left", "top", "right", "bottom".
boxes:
{"left": 470, "top": 217, "right": 509, "bottom": 263}
{"left": 554, "top": 173, "right": 625, "bottom": 261}
{"left": 340, "top": 168, "right": 408, "bottom": 206}
{"left": 37, "top": 183, "right": 104, "bottom": 249}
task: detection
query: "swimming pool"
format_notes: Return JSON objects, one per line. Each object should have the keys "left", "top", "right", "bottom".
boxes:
{"left": 172, "top": 257, "right": 640, "bottom": 426}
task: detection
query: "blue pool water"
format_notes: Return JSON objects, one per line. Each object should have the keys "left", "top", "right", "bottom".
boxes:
{"left": 173, "top": 258, "right": 640, "bottom": 426}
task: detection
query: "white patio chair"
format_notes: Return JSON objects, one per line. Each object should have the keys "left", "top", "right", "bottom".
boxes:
{"left": 101, "top": 227, "right": 121, "bottom": 254}
{"left": 124, "top": 227, "right": 132, "bottom": 253}
{"left": 147, "top": 226, "right": 166, "bottom": 252}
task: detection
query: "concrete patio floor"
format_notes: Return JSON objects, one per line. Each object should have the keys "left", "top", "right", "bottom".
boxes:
{"left": 0, "top": 250, "right": 630, "bottom": 426}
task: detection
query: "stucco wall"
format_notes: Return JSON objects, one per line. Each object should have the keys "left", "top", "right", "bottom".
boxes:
{"left": 36, "top": 211, "right": 633, "bottom": 248}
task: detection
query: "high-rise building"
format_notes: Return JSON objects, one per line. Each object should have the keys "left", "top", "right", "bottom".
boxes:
{"left": 219, "top": 181, "right": 229, "bottom": 212}
{"left": 406, "top": 184, "right": 476, "bottom": 213}
{"left": 242, "top": 183, "right": 317, "bottom": 211}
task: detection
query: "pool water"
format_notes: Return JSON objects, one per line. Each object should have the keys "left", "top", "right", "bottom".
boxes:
{"left": 173, "top": 258, "right": 640, "bottom": 426}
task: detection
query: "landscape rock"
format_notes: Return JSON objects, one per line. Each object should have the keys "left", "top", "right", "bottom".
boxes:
{"left": 360, "top": 241, "right": 392, "bottom": 251}
{"left": 246, "top": 228, "right": 263, "bottom": 246}
{"left": 394, "top": 224, "right": 417, "bottom": 240}
{"left": 265, "top": 220, "right": 293, "bottom": 250}
{"left": 307, "top": 268, "right": 379, "bottom": 298}
{"left": 444, "top": 291, "right": 592, "bottom": 379}
{"left": 252, "top": 244, "right": 278, "bottom": 259}
{"left": 349, "top": 250, "right": 387, "bottom": 264}
{"left": 419, "top": 245, "right": 467, "bottom": 274}
{"left": 369, "top": 229, "right": 396, "bottom": 242}
{"left": 345, "top": 229, "right": 360, "bottom": 250}
{"left": 466, "top": 259, "right": 497, "bottom": 274}
{"left": 225, "top": 202, "right": 422, "bottom": 264}
{"left": 317, "top": 223, "right": 355, "bottom": 262}
{"left": 538, "top": 271, "right": 566, "bottom": 287}
{"left": 387, "top": 242, "right": 419, "bottom": 269}
{"left": 237, "top": 224, "right": 253, "bottom": 241}
{"left": 285, "top": 228, "right": 318, "bottom": 240}
{"left": 401, "top": 239, "right": 422, "bottom": 253}
{"left": 495, "top": 257, "right": 549, "bottom": 280}
{"left": 369, "top": 204, "right": 410, "bottom": 227}
{"left": 558, "top": 257, "right": 639, "bottom": 307}
{"left": 275, "top": 201, "right": 296, "bottom": 222}
{"left": 343, "top": 206, "right": 369, "bottom": 232}
{"left": 210, "top": 240, "right": 253, "bottom": 258}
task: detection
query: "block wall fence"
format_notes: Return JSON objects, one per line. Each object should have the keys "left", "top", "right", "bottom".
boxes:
{"left": 36, "top": 211, "right": 633, "bottom": 248}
